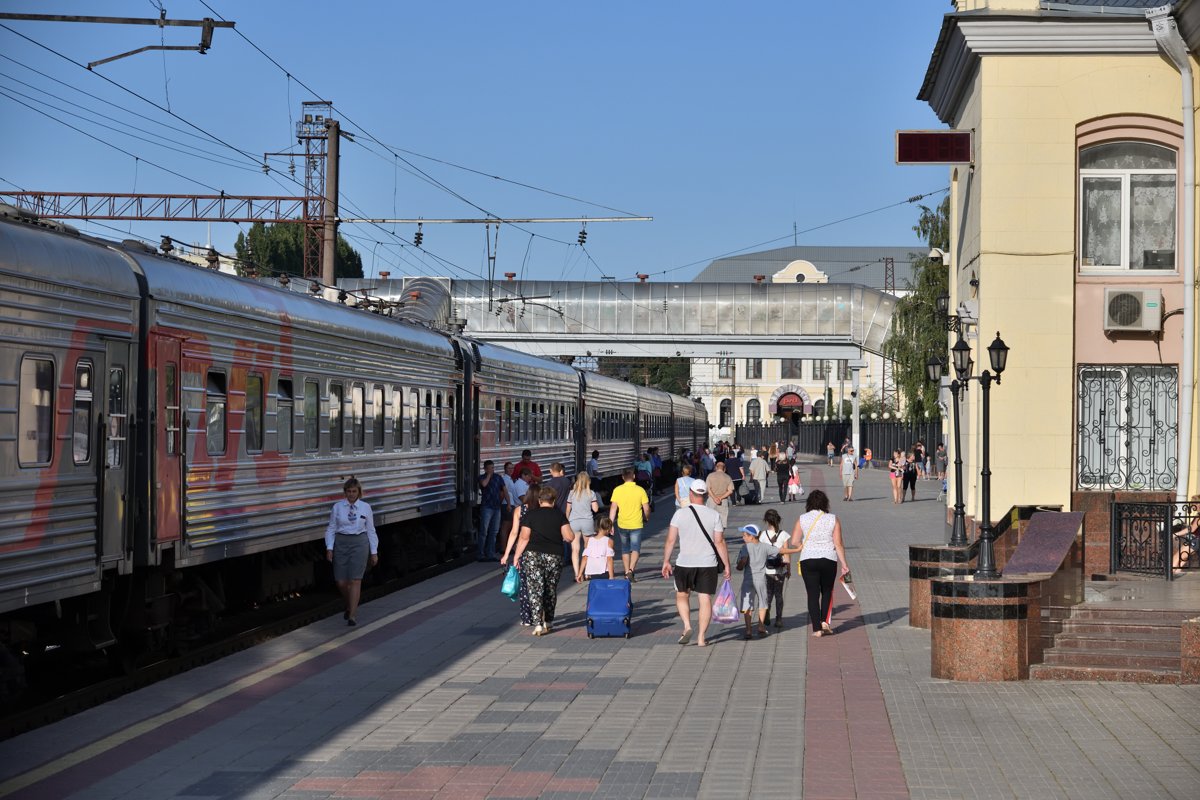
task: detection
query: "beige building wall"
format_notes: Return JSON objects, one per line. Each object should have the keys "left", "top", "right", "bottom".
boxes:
{"left": 941, "top": 44, "right": 1195, "bottom": 524}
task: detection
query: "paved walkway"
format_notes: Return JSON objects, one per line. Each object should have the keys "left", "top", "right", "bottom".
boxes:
{"left": 1, "top": 462, "right": 1198, "bottom": 799}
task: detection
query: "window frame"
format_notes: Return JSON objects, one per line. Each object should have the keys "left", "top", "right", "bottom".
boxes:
{"left": 1078, "top": 140, "right": 1178, "bottom": 273}
{"left": 277, "top": 377, "right": 294, "bottom": 454}
{"left": 329, "top": 381, "right": 344, "bottom": 452}
{"left": 18, "top": 355, "right": 56, "bottom": 467}
{"left": 245, "top": 372, "right": 264, "bottom": 453}
{"left": 351, "top": 382, "right": 366, "bottom": 451}
{"left": 205, "top": 369, "right": 226, "bottom": 456}
{"left": 73, "top": 359, "right": 94, "bottom": 465}
{"left": 304, "top": 378, "right": 319, "bottom": 452}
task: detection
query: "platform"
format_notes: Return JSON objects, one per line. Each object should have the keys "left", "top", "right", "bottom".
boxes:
{"left": 1, "top": 463, "right": 1198, "bottom": 799}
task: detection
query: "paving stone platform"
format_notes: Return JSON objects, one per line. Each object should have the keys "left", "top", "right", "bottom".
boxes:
{"left": 1, "top": 461, "right": 1198, "bottom": 799}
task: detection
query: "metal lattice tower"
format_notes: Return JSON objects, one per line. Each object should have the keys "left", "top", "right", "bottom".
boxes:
{"left": 296, "top": 101, "right": 332, "bottom": 279}
{"left": 880, "top": 256, "right": 898, "bottom": 411}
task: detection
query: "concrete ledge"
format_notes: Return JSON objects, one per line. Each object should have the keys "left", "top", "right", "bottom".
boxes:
{"left": 1183, "top": 617, "right": 1200, "bottom": 684}
{"left": 908, "top": 543, "right": 975, "bottom": 629}
{"left": 930, "top": 576, "right": 1043, "bottom": 681}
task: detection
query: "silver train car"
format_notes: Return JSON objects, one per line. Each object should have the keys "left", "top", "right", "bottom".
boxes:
{"left": 0, "top": 207, "right": 707, "bottom": 701}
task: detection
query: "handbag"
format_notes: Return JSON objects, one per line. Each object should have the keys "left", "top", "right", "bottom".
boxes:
{"left": 500, "top": 565, "right": 519, "bottom": 600}
{"left": 688, "top": 506, "right": 726, "bottom": 573}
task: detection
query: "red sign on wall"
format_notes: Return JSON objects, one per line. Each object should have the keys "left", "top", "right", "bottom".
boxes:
{"left": 895, "top": 130, "right": 973, "bottom": 165}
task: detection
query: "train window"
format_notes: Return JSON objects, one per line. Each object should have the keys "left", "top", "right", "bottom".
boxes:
{"left": 205, "top": 370, "right": 225, "bottom": 456}
{"left": 329, "top": 382, "right": 344, "bottom": 451}
{"left": 304, "top": 379, "right": 319, "bottom": 452}
{"left": 392, "top": 386, "right": 404, "bottom": 449}
{"left": 448, "top": 393, "right": 455, "bottom": 448}
{"left": 73, "top": 361, "right": 93, "bottom": 464}
{"left": 351, "top": 383, "right": 365, "bottom": 450}
{"left": 494, "top": 399, "right": 502, "bottom": 444}
{"left": 246, "top": 373, "right": 264, "bottom": 453}
{"left": 514, "top": 400, "right": 522, "bottom": 442}
{"left": 278, "top": 378, "right": 294, "bottom": 454}
{"left": 18, "top": 356, "right": 54, "bottom": 466}
{"left": 536, "top": 402, "right": 543, "bottom": 442}
{"left": 409, "top": 388, "right": 420, "bottom": 448}
{"left": 163, "top": 364, "right": 179, "bottom": 458}
{"left": 435, "top": 392, "right": 443, "bottom": 447}
{"left": 424, "top": 390, "right": 433, "bottom": 447}
{"left": 373, "top": 386, "right": 384, "bottom": 450}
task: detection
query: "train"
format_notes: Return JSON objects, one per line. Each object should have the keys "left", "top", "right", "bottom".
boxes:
{"left": 0, "top": 205, "right": 707, "bottom": 702}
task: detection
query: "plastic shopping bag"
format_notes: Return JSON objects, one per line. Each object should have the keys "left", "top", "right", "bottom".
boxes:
{"left": 712, "top": 579, "right": 740, "bottom": 624}
{"left": 500, "top": 566, "right": 519, "bottom": 600}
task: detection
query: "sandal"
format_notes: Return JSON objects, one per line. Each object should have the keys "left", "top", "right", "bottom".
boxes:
{"left": 532, "top": 625, "right": 546, "bottom": 636}
{"left": 758, "top": 628, "right": 769, "bottom": 638}
{"left": 822, "top": 622, "right": 834, "bottom": 635}
{"left": 743, "top": 632, "right": 753, "bottom": 640}
{"left": 678, "top": 629, "right": 693, "bottom": 645}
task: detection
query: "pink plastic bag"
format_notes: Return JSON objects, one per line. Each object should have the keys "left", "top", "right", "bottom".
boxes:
{"left": 712, "top": 579, "right": 740, "bottom": 624}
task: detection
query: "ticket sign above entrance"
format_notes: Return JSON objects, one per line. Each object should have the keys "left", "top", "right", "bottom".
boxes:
{"left": 895, "top": 130, "right": 972, "bottom": 165}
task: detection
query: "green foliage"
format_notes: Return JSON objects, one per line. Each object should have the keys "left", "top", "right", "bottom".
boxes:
{"left": 882, "top": 196, "right": 949, "bottom": 422}
{"left": 233, "top": 222, "right": 363, "bottom": 280}
{"left": 596, "top": 357, "right": 690, "bottom": 396}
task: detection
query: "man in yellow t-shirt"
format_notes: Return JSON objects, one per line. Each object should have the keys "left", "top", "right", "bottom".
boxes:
{"left": 609, "top": 467, "right": 651, "bottom": 581}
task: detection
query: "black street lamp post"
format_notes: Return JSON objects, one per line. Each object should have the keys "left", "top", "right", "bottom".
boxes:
{"left": 926, "top": 355, "right": 967, "bottom": 547}
{"left": 927, "top": 330, "right": 1010, "bottom": 574}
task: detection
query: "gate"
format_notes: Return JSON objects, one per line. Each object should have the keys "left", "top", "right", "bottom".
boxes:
{"left": 1111, "top": 499, "right": 1200, "bottom": 580}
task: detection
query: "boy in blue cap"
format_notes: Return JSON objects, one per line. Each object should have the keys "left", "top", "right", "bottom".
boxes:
{"left": 736, "top": 523, "right": 781, "bottom": 640}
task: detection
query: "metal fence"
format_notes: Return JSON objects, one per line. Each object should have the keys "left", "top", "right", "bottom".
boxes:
{"left": 1111, "top": 499, "right": 1200, "bottom": 579}
{"left": 733, "top": 420, "right": 943, "bottom": 465}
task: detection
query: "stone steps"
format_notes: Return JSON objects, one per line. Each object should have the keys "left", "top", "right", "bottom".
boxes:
{"left": 1029, "top": 664, "right": 1180, "bottom": 684}
{"left": 1031, "top": 605, "right": 1185, "bottom": 683}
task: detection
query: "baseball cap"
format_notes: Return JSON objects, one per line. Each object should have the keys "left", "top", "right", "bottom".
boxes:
{"left": 689, "top": 479, "right": 708, "bottom": 494}
{"left": 740, "top": 524, "right": 760, "bottom": 537}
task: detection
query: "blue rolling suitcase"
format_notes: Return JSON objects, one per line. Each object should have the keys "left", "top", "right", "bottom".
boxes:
{"left": 586, "top": 578, "right": 632, "bottom": 639}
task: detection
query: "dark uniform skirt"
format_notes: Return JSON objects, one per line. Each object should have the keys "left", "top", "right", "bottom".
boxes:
{"left": 333, "top": 532, "right": 370, "bottom": 581}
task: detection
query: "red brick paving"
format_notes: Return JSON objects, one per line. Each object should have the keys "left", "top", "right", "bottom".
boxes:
{"left": 803, "top": 595, "right": 910, "bottom": 799}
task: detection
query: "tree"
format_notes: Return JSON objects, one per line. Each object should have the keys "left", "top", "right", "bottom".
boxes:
{"left": 882, "top": 196, "right": 949, "bottom": 422}
{"left": 596, "top": 357, "right": 690, "bottom": 396}
{"left": 233, "top": 222, "right": 363, "bottom": 280}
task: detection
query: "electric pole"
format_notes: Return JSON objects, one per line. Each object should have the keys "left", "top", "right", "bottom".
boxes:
{"left": 321, "top": 118, "right": 340, "bottom": 285}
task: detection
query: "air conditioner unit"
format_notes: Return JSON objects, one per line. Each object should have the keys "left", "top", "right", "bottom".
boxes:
{"left": 1103, "top": 287, "right": 1162, "bottom": 333}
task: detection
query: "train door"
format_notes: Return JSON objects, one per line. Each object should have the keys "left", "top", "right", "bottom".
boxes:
{"left": 100, "top": 340, "right": 131, "bottom": 561}
{"left": 470, "top": 384, "right": 480, "bottom": 501}
{"left": 153, "top": 338, "right": 183, "bottom": 545}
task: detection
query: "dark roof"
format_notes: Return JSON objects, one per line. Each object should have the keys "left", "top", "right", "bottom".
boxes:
{"left": 692, "top": 244, "right": 923, "bottom": 290}
{"left": 1040, "top": 1, "right": 1170, "bottom": 10}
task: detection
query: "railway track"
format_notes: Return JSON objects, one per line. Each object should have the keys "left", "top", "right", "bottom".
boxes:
{"left": 0, "top": 551, "right": 476, "bottom": 742}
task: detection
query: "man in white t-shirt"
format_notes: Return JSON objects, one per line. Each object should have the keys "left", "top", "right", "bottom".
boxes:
{"left": 840, "top": 447, "right": 859, "bottom": 501}
{"left": 661, "top": 480, "right": 730, "bottom": 648}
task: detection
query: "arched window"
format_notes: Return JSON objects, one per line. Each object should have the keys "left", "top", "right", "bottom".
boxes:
{"left": 812, "top": 399, "right": 826, "bottom": 417}
{"left": 1080, "top": 141, "right": 1176, "bottom": 270}
{"left": 746, "top": 399, "right": 761, "bottom": 423}
{"left": 719, "top": 399, "right": 732, "bottom": 427}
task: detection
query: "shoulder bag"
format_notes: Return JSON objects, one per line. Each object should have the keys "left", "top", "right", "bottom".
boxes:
{"left": 687, "top": 505, "right": 726, "bottom": 573}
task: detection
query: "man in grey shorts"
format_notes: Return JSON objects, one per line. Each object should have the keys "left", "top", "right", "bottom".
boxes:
{"left": 840, "top": 446, "right": 859, "bottom": 502}
{"left": 661, "top": 480, "right": 730, "bottom": 648}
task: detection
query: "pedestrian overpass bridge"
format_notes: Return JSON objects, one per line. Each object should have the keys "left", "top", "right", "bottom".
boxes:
{"left": 342, "top": 278, "right": 898, "bottom": 361}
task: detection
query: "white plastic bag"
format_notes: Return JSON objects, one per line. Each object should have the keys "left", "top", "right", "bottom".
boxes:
{"left": 712, "top": 579, "right": 740, "bottom": 624}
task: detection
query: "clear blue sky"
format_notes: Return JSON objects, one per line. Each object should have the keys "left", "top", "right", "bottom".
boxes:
{"left": 1, "top": 1, "right": 951, "bottom": 283}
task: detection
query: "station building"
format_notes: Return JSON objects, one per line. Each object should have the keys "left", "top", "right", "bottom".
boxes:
{"left": 688, "top": 245, "right": 919, "bottom": 436}
{"left": 919, "top": 0, "right": 1199, "bottom": 569}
